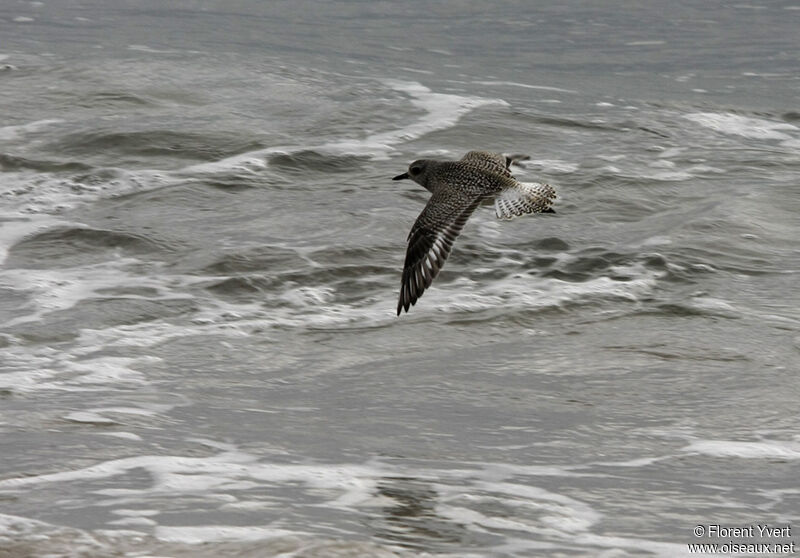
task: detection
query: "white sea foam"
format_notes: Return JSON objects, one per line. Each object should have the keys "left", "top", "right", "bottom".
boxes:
{"left": 0, "top": 439, "right": 727, "bottom": 557}
{"left": 0, "top": 512, "right": 49, "bottom": 534}
{"left": 686, "top": 295, "right": 738, "bottom": 316}
{"left": 0, "top": 510, "right": 416, "bottom": 558}
{"left": 0, "top": 118, "right": 64, "bottom": 141}
{"left": 2, "top": 80, "right": 501, "bottom": 216}
{"left": 0, "top": 261, "right": 188, "bottom": 333}
{"left": 684, "top": 112, "right": 799, "bottom": 143}
{"left": 683, "top": 439, "right": 800, "bottom": 459}
{"left": 249, "top": 261, "right": 648, "bottom": 329}
{"left": 625, "top": 40, "right": 666, "bottom": 46}
{"left": 0, "top": 351, "right": 155, "bottom": 393}
{"left": 0, "top": 165, "right": 171, "bottom": 215}
{"left": 0, "top": 446, "right": 595, "bottom": 553}
{"left": 187, "top": 80, "right": 507, "bottom": 174}
{"left": 0, "top": 252, "right": 200, "bottom": 395}
{"left": 438, "top": 262, "right": 661, "bottom": 313}
{"left": 472, "top": 80, "right": 578, "bottom": 94}
{"left": 97, "top": 432, "right": 143, "bottom": 441}
{"left": 336, "top": 80, "right": 508, "bottom": 158}
{"left": 92, "top": 406, "right": 165, "bottom": 417}
{"left": 154, "top": 525, "right": 302, "bottom": 544}
{"left": 178, "top": 147, "right": 285, "bottom": 175}
{"left": 13, "top": 259, "right": 661, "bottom": 356}
{"left": 64, "top": 411, "right": 118, "bottom": 424}
{"left": 0, "top": 214, "right": 61, "bottom": 265}
{"left": 62, "top": 406, "right": 164, "bottom": 425}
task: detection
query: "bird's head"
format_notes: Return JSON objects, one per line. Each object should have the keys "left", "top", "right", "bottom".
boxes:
{"left": 393, "top": 159, "right": 433, "bottom": 189}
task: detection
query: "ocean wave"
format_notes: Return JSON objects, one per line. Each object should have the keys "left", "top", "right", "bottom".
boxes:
{"left": 185, "top": 79, "right": 509, "bottom": 174}
{"left": 47, "top": 129, "right": 266, "bottom": 165}
{"left": 0, "top": 78, "right": 507, "bottom": 219}
{"left": 0, "top": 512, "right": 417, "bottom": 558}
{"left": 0, "top": 152, "right": 92, "bottom": 173}
{"left": 0, "top": 251, "right": 198, "bottom": 345}
{"left": 0, "top": 118, "right": 63, "bottom": 142}
{"left": 0, "top": 440, "right": 705, "bottom": 557}
{"left": 683, "top": 439, "right": 800, "bottom": 460}
{"left": 4, "top": 225, "right": 169, "bottom": 269}
{"left": 267, "top": 150, "right": 370, "bottom": 174}
{"left": 0, "top": 165, "right": 171, "bottom": 214}
{"left": 0, "top": 352, "right": 156, "bottom": 394}
{"left": 683, "top": 112, "right": 798, "bottom": 141}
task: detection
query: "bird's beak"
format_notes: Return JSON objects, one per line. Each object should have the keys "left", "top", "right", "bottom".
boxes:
{"left": 392, "top": 172, "right": 410, "bottom": 181}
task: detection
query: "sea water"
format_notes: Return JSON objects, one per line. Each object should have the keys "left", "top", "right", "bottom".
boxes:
{"left": 1, "top": 2, "right": 799, "bottom": 556}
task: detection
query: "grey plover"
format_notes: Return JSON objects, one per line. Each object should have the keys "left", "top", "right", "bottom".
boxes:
{"left": 393, "top": 150, "right": 556, "bottom": 315}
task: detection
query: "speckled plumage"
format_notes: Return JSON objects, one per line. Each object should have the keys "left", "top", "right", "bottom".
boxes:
{"left": 393, "top": 150, "right": 556, "bottom": 315}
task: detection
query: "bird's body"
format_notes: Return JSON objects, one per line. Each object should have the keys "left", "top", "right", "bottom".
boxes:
{"left": 393, "top": 150, "right": 556, "bottom": 315}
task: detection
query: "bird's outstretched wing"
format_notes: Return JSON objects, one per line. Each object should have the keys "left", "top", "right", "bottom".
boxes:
{"left": 459, "top": 150, "right": 512, "bottom": 177}
{"left": 398, "top": 188, "right": 483, "bottom": 315}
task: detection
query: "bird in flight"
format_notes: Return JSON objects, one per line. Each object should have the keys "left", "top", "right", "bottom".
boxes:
{"left": 393, "top": 150, "right": 556, "bottom": 315}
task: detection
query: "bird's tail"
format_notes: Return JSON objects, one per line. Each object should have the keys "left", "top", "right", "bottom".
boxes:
{"left": 494, "top": 182, "right": 556, "bottom": 220}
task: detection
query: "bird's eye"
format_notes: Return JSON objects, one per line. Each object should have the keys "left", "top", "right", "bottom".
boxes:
{"left": 410, "top": 166, "right": 421, "bottom": 175}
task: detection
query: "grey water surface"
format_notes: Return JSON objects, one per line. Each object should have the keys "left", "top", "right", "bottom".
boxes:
{"left": 1, "top": 1, "right": 799, "bottom": 556}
